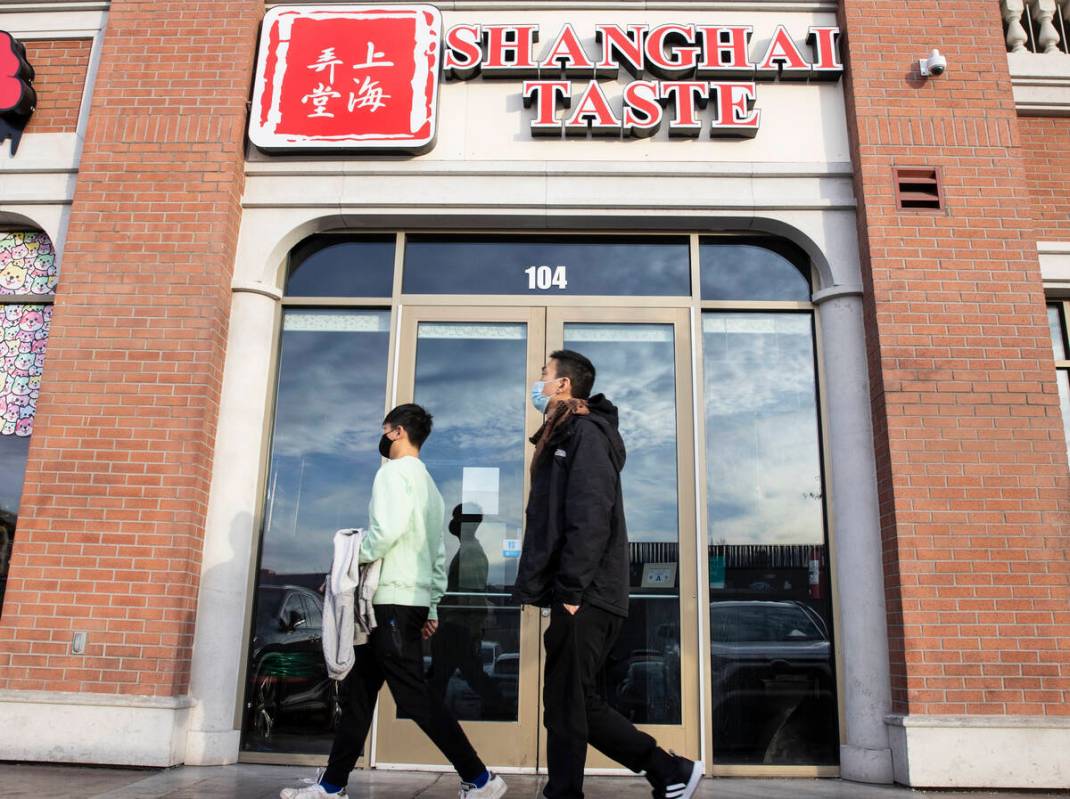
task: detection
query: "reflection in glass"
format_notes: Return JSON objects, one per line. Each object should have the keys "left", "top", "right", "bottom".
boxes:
{"left": 412, "top": 322, "right": 528, "bottom": 722}
{"left": 700, "top": 240, "right": 810, "bottom": 301}
{"left": 242, "top": 309, "right": 391, "bottom": 755}
{"left": 1049, "top": 305, "right": 1067, "bottom": 360}
{"left": 403, "top": 236, "right": 691, "bottom": 296}
{"left": 563, "top": 324, "right": 681, "bottom": 725}
{"left": 0, "top": 434, "right": 30, "bottom": 613}
{"left": 1058, "top": 371, "right": 1070, "bottom": 468}
{"left": 429, "top": 505, "right": 517, "bottom": 721}
{"left": 703, "top": 311, "right": 838, "bottom": 765}
{"left": 285, "top": 236, "right": 395, "bottom": 298}
{"left": 0, "top": 291, "right": 52, "bottom": 614}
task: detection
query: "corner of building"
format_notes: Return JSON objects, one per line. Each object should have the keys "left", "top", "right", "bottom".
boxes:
{"left": 886, "top": 715, "right": 1070, "bottom": 790}
{"left": 0, "top": 690, "right": 193, "bottom": 767}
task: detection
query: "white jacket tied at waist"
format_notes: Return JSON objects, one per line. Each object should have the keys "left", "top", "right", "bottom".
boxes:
{"left": 322, "top": 528, "right": 382, "bottom": 681}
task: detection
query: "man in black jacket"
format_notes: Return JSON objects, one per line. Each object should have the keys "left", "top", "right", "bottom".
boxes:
{"left": 513, "top": 350, "right": 703, "bottom": 799}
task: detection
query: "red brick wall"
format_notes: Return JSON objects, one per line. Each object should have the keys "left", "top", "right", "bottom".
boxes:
{"left": 0, "top": 3, "right": 261, "bottom": 696}
{"left": 23, "top": 39, "right": 93, "bottom": 134}
{"left": 840, "top": 1, "right": 1070, "bottom": 716}
{"left": 1019, "top": 116, "right": 1070, "bottom": 231}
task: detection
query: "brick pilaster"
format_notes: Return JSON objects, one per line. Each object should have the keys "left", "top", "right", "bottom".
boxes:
{"left": 0, "top": 1, "right": 261, "bottom": 696}
{"left": 840, "top": 1, "right": 1070, "bottom": 716}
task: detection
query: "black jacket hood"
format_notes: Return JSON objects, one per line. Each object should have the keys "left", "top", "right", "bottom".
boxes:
{"left": 581, "top": 393, "right": 627, "bottom": 473}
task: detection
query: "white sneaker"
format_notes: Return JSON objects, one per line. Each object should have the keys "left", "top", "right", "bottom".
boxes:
{"left": 459, "top": 771, "right": 508, "bottom": 799}
{"left": 279, "top": 771, "right": 347, "bottom": 799}
{"left": 649, "top": 755, "right": 703, "bottom": 799}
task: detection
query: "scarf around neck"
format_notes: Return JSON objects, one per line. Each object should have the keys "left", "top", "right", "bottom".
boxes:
{"left": 530, "top": 397, "right": 589, "bottom": 477}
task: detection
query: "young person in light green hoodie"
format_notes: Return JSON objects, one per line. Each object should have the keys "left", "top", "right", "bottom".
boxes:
{"left": 281, "top": 404, "right": 507, "bottom": 799}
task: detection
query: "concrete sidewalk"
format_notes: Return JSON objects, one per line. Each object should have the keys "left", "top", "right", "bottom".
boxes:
{"left": 3, "top": 764, "right": 1068, "bottom": 799}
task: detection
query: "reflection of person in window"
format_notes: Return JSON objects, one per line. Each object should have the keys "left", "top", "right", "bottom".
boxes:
{"left": 431, "top": 504, "right": 507, "bottom": 719}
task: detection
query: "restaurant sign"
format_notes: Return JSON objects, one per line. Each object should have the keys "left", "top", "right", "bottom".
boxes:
{"left": 249, "top": 5, "right": 842, "bottom": 152}
{"left": 0, "top": 30, "right": 36, "bottom": 156}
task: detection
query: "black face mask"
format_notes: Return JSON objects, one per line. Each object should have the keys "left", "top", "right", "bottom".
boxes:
{"left": 379, "top": 433, "right": 394, "bottom": 459}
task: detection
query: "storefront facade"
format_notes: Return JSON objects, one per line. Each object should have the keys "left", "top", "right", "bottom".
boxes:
{"left": 0, "top": 0, "right": 1067, "bottom": 790}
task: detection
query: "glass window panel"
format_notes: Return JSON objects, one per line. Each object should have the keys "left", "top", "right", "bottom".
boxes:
{"left": 412, "top": 322, "right": 528, "bottom": 723}
{"left": 403, "top": 235, "right": 691, "bottom": 296}
{"left": 702, "top": 311, "right": 838, "bottom": 765}
{"left": 1058, "top": 371, "right": 1070, "bottom": 468}
{"left": 1048, "top": 305, "right": 1067, "bottom": 361}
{"left": 0, "top": 433, "right": 30, "bottom": 613}
{"left": 700, "top": 239, "right": 811, "bottom": 301}
{"left": 0, "top": 302, "right": 51, "bottom": 615}
{"left": 0, "top": 232, "right": 58, "bottom": 296}
{"left": 242, "top": 309, "right": 390, "bottom": 755}
{"left": 562, "top": 323, "right": 681, "bottom": 725}
{"left": 285, "top": 236, "right": 395, "bottom": 297}
{"left": 1, "top": 304, "right": 50, "bottom": 437}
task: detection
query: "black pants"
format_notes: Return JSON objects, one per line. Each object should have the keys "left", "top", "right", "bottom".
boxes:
{"left": 542, "top": 603, "right": 659, "bottom": 799}
{"left": 324, "top": 604, "right": 485, "bottom": 787}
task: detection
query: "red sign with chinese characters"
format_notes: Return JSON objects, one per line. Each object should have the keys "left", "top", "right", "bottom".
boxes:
{"left": 250, "top": 5, "right": 442, "bottom": 150}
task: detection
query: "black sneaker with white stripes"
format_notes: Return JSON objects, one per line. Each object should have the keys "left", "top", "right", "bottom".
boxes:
{"left": 647, "top": 753, "right": 704, "bottom": 799}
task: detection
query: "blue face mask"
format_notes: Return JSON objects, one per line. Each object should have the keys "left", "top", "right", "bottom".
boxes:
{"left": 531, "top": 380, "right": 550, "bottom": 414}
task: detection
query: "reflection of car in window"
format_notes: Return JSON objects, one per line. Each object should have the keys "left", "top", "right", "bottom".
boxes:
{"left": 615, "top": 654, "right": 679, "bottom": 723}
{"left": 480, "top": 641, "right": 501, "bottom": 675}
{"left": 247, "top": 584, "right": 338, "bottom": 747}
{"left": 710, "top": 600, "right": 837, "bottom": 764}
{"left": 713, "top": 600, "right": 827, "bottom": 644}
{"left": 606, "top": 619, "right": 682, "bottom": 725}
{"left": 435, "top": 649, "right": 520, "bottom": 720}
{"left": 492, "top": 652, "right": 518, "bottom": 676}
{"left": 489, "top": 653, "right": 519, "bottom": 707}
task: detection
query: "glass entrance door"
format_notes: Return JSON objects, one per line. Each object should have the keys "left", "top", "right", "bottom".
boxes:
{"left": 374, "top": 307, "right": 546, "bottom": 768}
{"left": 545, "top": 308, "right": 700, "bottom": 766}
{"left": 241, "top": 232, "right": 838, "bottom": 774}
{"left": 376, "top": 305, "right": 699, "bottom": 770}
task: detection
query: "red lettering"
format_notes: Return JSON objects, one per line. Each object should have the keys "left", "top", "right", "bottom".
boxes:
{"left": 658, "top": 81, "right": 709, "bottom": 137}
{"left": 622, "top": 80, "right": 663, "bottom": 138}
{"left": 522, "top": 80, "right": 571, "bottom": 136}
{"left": 645, "top": 25, "right": 700, "bottom": 79}
{"left": 756, "top": 25, "right": 811, "bottom": 81}
{"left": 696, "top": 26, "right": 755, "bottom": 79}
{"left": 540, "top": 23, "right": 596, "bottom": 76}
{"left": 807, "top": 27, "right": 843, "bottom": 81}
{"left": 483, "top": 25, "right": 540, "bottom": 77}
{"left": 564, "top": 80, "right": 621, "bottom": 136}
{"left": 444, "top": 24, "right": 483, "bottom": 80}
{"left": 594, "top": 24, "right": 647, "bottom": 78}
{"left": 710, "top": 82, "right": 760, "bottom": 138}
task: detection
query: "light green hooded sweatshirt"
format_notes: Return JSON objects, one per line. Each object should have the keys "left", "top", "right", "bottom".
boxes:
{"left": 357, "top": 455, "right": 447, "bottom": 620}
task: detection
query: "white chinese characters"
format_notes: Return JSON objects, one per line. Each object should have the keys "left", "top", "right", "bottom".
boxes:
{"left": 302, "top": 42, "right": 393, "bottom": 118}
{"left": 301, "top": 82, "right": 341, "bottom": 118}
{"left": 349, "top": 76, "right": 390, "bottom": 112}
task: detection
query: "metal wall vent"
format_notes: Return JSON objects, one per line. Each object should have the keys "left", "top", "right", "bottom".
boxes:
{"left": 894, "top": 167, "right": 943, "bottom": 211}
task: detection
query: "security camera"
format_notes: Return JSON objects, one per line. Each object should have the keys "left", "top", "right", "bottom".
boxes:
{"left": 919, "top": 49, "right": 947, "bottom": 77}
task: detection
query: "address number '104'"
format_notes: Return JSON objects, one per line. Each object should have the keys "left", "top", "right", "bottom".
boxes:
{"left": 525, "top": 265, "right": 568, "bottom": 290}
